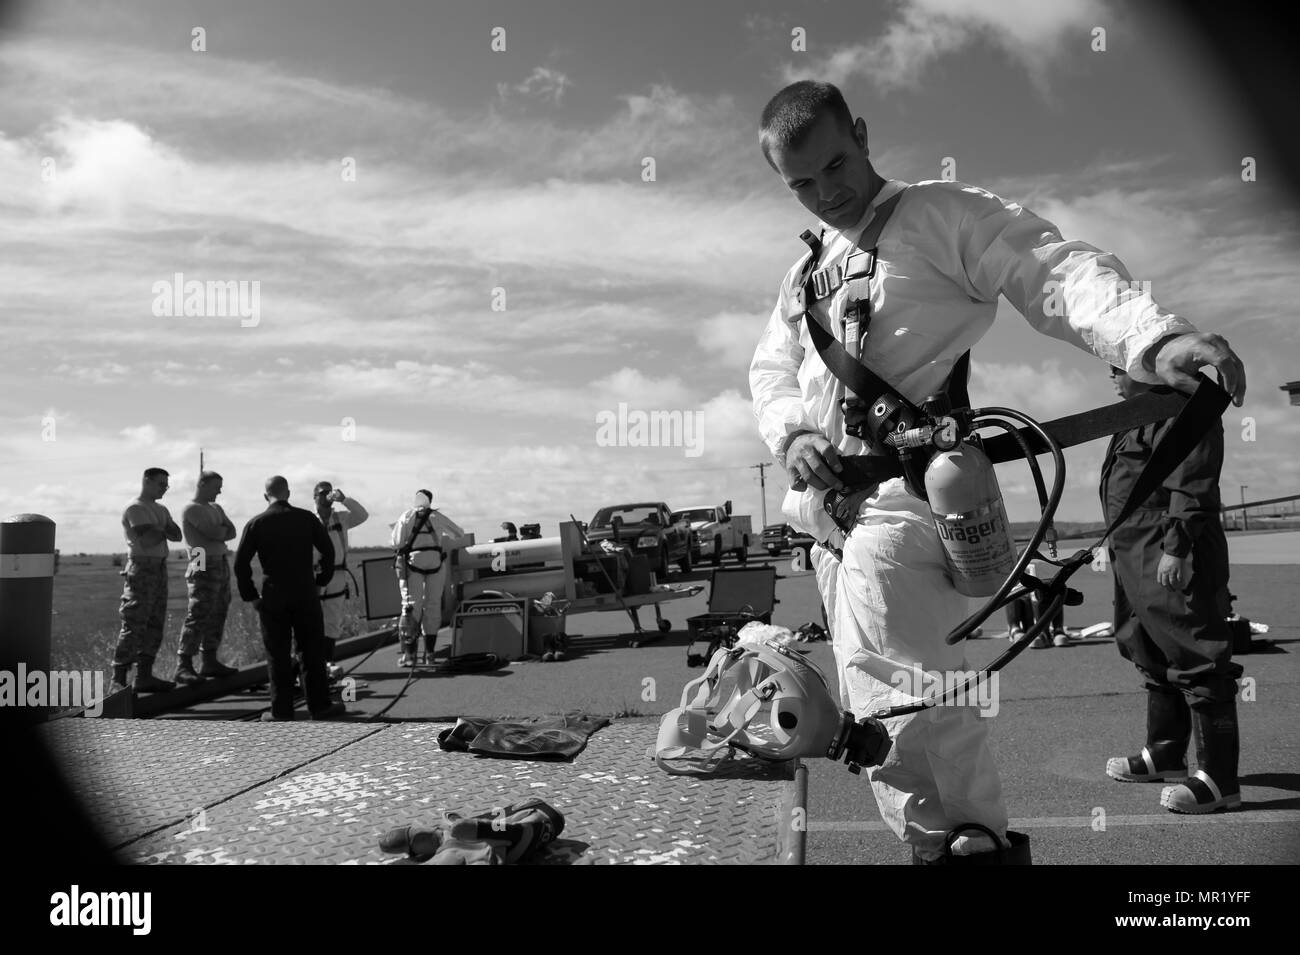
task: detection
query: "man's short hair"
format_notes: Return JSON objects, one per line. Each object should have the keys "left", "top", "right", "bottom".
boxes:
{"left": 143, "top": 467, "right": 169, "bottom": 482}
{"left": 416, "top": 489, "right": 433, "bottom": 505}
{"left": 265, "top": 475, "right": 290, "bottom": 498}
{"left": 759, "top": 80, "right": 855, "bottom": 163}
{"left": 198, "top": 470, "right": 223, "bottom": 485}
{"left": 313, "top": 481, "right": 332, "bottom": 496}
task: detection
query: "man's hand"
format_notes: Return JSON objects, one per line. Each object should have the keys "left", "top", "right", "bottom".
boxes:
{"left": 1156, "top": 552, "right": 1193, "bottom": 591}
{"left": 251, "top": 597, "right": 263, "bottom": 611}
{"left": 786, "top": 432, "right": 846, "bottom": 492}
{"left": 1149, "top": 332, "right": 1246, "bottom": 406}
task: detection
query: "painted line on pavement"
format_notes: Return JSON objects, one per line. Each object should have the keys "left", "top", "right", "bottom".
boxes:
{"left": 809, "top": 810, "right": 1300, "bottom": 832}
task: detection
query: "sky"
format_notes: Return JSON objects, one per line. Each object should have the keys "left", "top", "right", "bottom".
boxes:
{"left": 1, "top": 0, "right": 1297, "bottom": 553}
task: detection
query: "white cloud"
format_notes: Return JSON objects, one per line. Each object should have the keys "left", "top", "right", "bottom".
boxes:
{"left": 498, "top": 66, "right": 572, "bottom": 104}
{"left": 780, "top": 0, "right": 1106, "bottom": 94}
{"left": 696, "top": 311, "right": 772, "bottom": 355}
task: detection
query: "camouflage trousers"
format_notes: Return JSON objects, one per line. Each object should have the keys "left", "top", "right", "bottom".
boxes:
{"left": 178, "top": 555, "right": 232, "bottom": 658}
{"left": 113, "top": 557, "right": 168, "bottom": 667}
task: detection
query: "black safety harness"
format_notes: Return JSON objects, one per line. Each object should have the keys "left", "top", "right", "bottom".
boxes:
{"left": 320, "top": 510, "right": 357, "bottom": 600}
{"left": 785, "top": 185, "right": 1232, "bottom": 719}
{"left": 397, "top": 507, "right": 445, "bottom": 576}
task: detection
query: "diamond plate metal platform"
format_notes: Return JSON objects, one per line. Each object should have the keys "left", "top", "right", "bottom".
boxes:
{"left": 43, "top": 718, "right": 804, "bottom": 864}
{"left": 41, "top": 719, "right": 383, "bottom": 850}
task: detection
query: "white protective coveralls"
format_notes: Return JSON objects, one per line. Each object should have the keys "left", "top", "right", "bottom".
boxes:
{"left": 750, "top": 178, "right": 1194, "bottom": 860}
{"left": 315, "top": 496, "right": 369, "bottom": 641}
{"left": 391, "top": 505, "right": 466, "bottom": 639}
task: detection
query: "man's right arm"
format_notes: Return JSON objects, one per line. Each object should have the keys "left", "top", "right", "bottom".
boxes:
{"left": 750, "top": 270, "right": 816, "bottom": 466}
{"left": 233, "top": 519, "right": 259, "bottom": 602}
{"left": 183, "top": 502, "right": 221, "bottom": 546}
{"left": 126, "top": 503, "right": 166, "bottom": 548}
{"left": 750, "top": 275, "right": 846, "bottom": 491}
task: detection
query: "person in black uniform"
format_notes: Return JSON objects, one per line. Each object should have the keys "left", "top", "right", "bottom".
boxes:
{"left": 1101, "top": 367, "right": 1242, "bottom": 813}
{"left": 234, "top": 476, "right": 347, "bottom": 721}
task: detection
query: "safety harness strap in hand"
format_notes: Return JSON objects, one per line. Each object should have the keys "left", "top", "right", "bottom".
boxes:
{"left": 1084, "top": 376, "right": 1229, "bottom": 547}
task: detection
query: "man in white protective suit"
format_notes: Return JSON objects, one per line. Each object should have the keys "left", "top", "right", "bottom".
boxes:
{"left": 391, "top": 489, "right": 467, "bottom": 666}
{"left": 749, "top": 81, "right": 1247, "bottom": 864}
{"left": 312, "top": 481, "right": 368, "bottom": 680}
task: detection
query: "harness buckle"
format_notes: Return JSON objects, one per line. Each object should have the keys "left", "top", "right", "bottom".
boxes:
{"left": 844, "top": 247, "right": 878, "bottom": 280}
{"left": 812, "top": 265, "right": 842, "bottom": 299}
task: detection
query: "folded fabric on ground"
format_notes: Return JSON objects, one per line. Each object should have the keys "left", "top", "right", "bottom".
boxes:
{"left": 379, "top": 797, "right": 565, "bottom": 865}
{"left": 437, "top": 712, "right": 611, "bottom": 760}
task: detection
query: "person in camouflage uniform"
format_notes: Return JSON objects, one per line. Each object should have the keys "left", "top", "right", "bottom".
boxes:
{"left": 174, "top": 471, "right": 240, "bottom": 684}
{"left": 113, "top": 467, "right": 183, "bottom": 692}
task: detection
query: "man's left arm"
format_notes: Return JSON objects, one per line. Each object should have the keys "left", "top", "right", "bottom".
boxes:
{"left": 339, "top": 496, "right": 368, "bottom": 529}
{"left": 216, "top": 504, "right": 238, "bottom": 542}
{"left": 163, "top": 508, "right": 183, "bottom": 542}
{"left": 944, "top": 184, "right": 1246, "bottom": 404}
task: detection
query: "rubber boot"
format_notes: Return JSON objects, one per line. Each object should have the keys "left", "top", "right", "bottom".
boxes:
{"left": 1161, "top": 699, "right": 1241, "bottom": 813}
{"left": 198, "top": 649, "right": 238, "bottom": 678}
{"left": 911, "top": 824, "right": 1032, "bottom": 865}
{"left": 174, "top": 655, "right": 205, "bottom": 686}
{"left": 133, "top": 656, "right": 175, "bottom": 693}
{"left": 1106, "top": 685, "right": 1190, "bottom": 782}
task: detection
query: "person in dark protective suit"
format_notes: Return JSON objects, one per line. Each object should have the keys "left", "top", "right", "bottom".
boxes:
{"left": 234, "top": 476, "right": 348, "bottom": 722}
{"left": 1101, "top": 366, "right": 1242, "bottom": 813}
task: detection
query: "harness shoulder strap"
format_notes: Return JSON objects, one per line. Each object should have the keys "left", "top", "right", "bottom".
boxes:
{"left": 399, "top": 509, "right": 438, "bottom": 556}
{"left": 798, "top": 191, "right": 925, "bottom": 444}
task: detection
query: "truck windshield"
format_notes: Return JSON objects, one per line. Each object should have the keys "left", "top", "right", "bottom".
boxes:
{"left": 674, "top": 508, "right": 715, "bottom": 522}
{"left": 591, "top": 506, "right": 660, "bottom": 528}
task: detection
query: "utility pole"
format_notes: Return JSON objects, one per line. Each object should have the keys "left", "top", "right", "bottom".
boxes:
{"left": 1240, "top": 485, "right": 1249, "bottom": 532}
{"left": 750, "top": 463, "right": 770, "bottom": 528}
{"left": 199, "top": 447, "right": 205, "bottom": 472}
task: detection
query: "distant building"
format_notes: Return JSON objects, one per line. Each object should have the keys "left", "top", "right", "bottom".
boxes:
{"left": 1282, "top": 381, "right": 1300, "bottom": 406}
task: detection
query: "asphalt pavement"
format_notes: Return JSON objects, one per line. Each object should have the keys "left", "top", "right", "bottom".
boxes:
{"left": 162, "top": 533, "right": 1300, "bottom": 865}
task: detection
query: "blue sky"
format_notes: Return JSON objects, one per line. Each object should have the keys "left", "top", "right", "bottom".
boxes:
{"left": 2, "top": 0, "right": 1296, "bottom": 553}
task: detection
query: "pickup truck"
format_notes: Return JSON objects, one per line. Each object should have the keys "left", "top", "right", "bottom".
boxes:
{"left": 672, "top": 501, "right": 753, "bottom": 566}
{"left": 763, "top": 522, "right": 815, "bottom": 560}
{"left": 586, "top": 501, "right": 693, "bottom": 577}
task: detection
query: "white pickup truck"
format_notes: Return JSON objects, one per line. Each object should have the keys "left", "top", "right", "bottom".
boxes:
{"left": 671, "top": 501, "right": 753, "bottom": 566}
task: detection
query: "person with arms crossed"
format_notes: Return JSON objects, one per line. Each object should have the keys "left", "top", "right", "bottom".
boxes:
{"left": 174, "top": 470, "right": 239, "bottom": 685}
{"left": 112, "top": 467, "right": 183, "bottom": 693}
